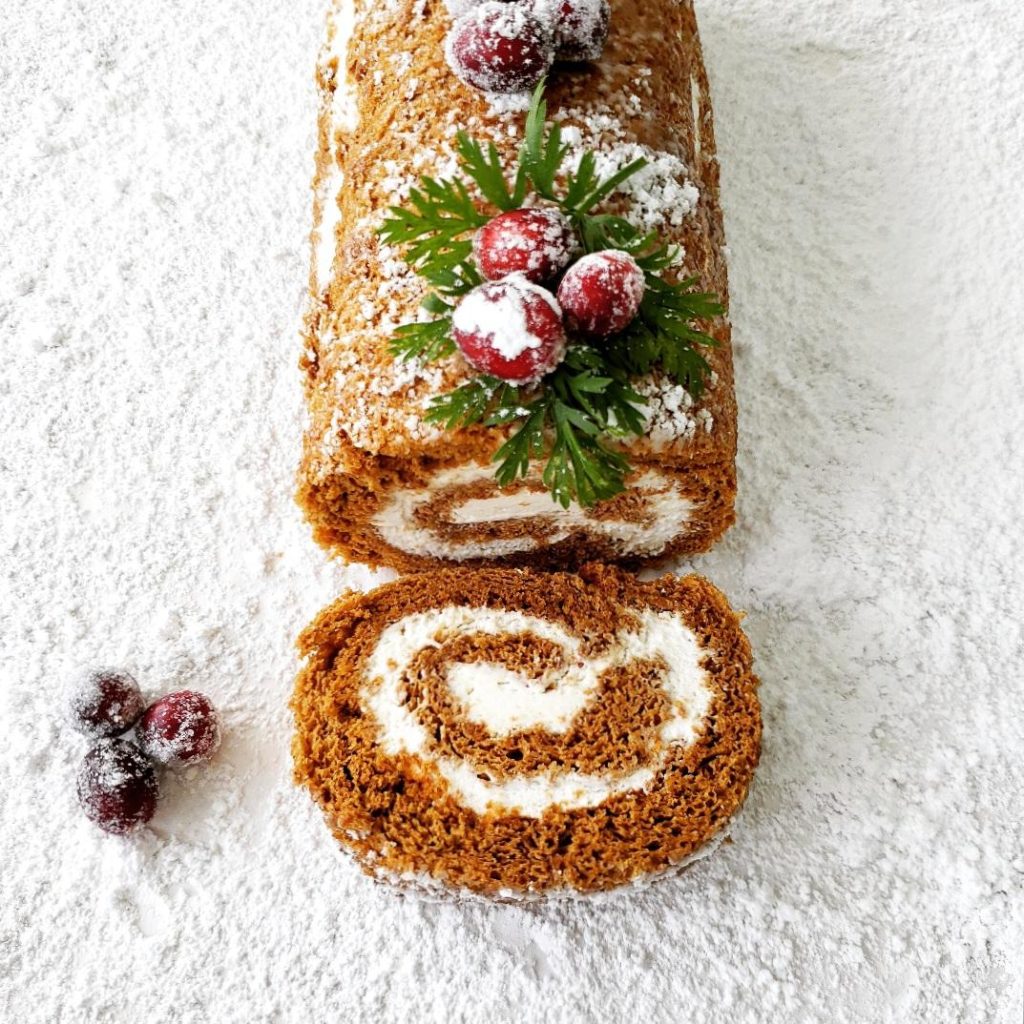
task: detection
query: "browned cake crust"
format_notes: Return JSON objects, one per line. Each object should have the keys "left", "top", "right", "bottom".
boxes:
{"left": 292, "top": 565, "right": 761, "bottom": 898}
{"left": 299, "top": 0, "right": 736, "bottom": 572}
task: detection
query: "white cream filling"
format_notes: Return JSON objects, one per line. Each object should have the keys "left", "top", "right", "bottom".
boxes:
{"left": 691, "top": 74, "right": 702, "bottom": 162}
{"left": 371, "top": 465, "right": 694, "bottom": 560}
{"left": 452, "top": 488, "right": 576, "bottom": 526}
{"left": 312, "top": 0, "right": 357, "bottom": 294}
{"left": 314, "top": 165, "right": 345, "bottom": 295}
{"left": 364, "top": 605, "right": 712, "bottom": 818}
{"left": 446, "top": 661, "right": 593, "bottom": 735}
{"left": 326, "top": 0, "right": 358, "bottom": 133}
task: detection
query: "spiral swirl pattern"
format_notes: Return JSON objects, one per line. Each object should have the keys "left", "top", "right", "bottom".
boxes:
{"left": 371, "top": 465, "right": 695, "bottom": 561}
{"left": 293, "top": 566, "right": 761, "bottom": 897}
{"left": 365, "top": 605, "right": 711, "bottom": 817}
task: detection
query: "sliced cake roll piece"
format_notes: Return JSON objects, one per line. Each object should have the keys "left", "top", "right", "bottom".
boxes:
{"left": 300, "top": 0, "right": 736, "bottom": 571}
{"left": 292, "top": 565, "right": 761, "bottom": 899}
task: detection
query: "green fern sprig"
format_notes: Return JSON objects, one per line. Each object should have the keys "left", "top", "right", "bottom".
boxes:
{"left": 377, "top": 81, "right": 723, "bottom": 506}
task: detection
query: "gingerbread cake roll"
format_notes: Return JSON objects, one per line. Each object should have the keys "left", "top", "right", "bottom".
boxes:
{"left": 292, "top": 565, "right": 760, "bottom": 899}
{"left": 301, "top": 0, "right": 736, "bottom": 571}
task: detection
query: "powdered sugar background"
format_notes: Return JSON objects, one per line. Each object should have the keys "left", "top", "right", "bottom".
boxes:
{"left": 2, "top": 0, "right": 1023, "bottom": 1021}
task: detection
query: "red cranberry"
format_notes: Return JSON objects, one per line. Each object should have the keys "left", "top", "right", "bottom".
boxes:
{"left": 77, "top": 739, "right": 159, "bottom": 835}
{"left": 452, "top": 274, "right": 567, "bottom": 384}
{"left": 65, "top": 668, "right": 144, "bottom": 739}
{"left": 557, "top": 250, "right": 646, "bottom": 337}
{"left": 474, "top": 207, "right": 576, "bottom": 283}
{"left": 138, "top": 690, "right": 222, "bottom": 767}
{"left": 549, "top": 0, "right": 610, "bottom": 62}
{"left": 446, "top": 2, "right": 554, "bottom": 94}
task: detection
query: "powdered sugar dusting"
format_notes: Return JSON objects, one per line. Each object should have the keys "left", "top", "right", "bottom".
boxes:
{"left": 455, "top": 287, "right": 538, "bottom": 360}
{"left": 444, "top": 0, "right": 479, "bottom": 18}
{"left": 2, "top": 0, "right": 1023, "bottom": 1020}
{"left": 540, "top": 0, "right": 610, "bottom": 62}
{"left": 560, "top": 112, "right": 702, "bottom": 231}
{"left": 478, "top": 89, "right": 537, "bottom": 114}
{"left": 454, "top": 276, "right": 559, "bottom": 360}
{"left": 631, "top": 375, "right": 715, "bottom": 448}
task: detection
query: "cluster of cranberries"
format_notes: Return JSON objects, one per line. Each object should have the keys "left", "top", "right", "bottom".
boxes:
{"left": 67, "top": 668, "right": 222, "bottom": 835}
{"left": 445, "top": 0, "right": 611, "bottom": 94}
{"left": 453, "top": 206, "right": 645, "bottom": 384}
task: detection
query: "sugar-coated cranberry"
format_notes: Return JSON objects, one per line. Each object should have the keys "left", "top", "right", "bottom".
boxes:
{"left": 557, "top": 250, "right": 646, "bottom": 337}
{"left": 446, "top": 2, "right": 554, "bottom": 94}
{"left": 444, "top": 0, "right": 488, "bottom": 16}
{"left": 138, "top": 690, "right": 222, "bottom": 767}
{"left": 77, "top": 739, "right": 159, "bottom": 835}
{"left": 65, "top": 668, "right": 145, "bottom": 739}
{"left": 474, "top": 207, "right": 576, "bottom": 283}
{"left": 548, "top": 0, "right": 610, "bottom": 62}
{"left": 452, "top": 274, "right": 567, "bottom": 384}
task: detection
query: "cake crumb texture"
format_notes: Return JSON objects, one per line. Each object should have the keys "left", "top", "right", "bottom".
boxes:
{"left": 2, "top": 0, "right": 1023, "bottom": 1020}
{"left": 297, "top": 0, "right": 739, "bottom": 570}
{"left": 292, "top": 565, "right": 761, "bottom": 896}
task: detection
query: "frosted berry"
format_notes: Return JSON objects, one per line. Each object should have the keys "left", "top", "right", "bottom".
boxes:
{"left": 138, "top": 690, "right": 222, "bottom": 767}
{"left": 77, "top": 739, "right": 159, "bottom": 835}
{"left": 557, "top": 250, "right": 645, "bottom": 337}
{"left": 444, "top": 0, "right": 488, "bottom": 16}
{"left": 452, "top": 274, "right": 567, "bottom": 384}
{"left": 549, "top": 0, "right": 610, "bottom": 62}
{"left": 446, "top": 2, "right": 554, "bottom": 94}
{"left": 474, "top": 207, "right": 576, "bottom": 283}
{"left": 65, "top": 668, "right": 145, "bottom": 739}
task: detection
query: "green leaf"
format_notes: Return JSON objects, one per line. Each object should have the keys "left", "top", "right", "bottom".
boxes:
{"left": 519, "top": 79, "right": 569, "bottom": 199}
{"left": 420, "top": 293, "right": 452, "bottom": 315}
{"left": 418, "top": 259, "right": 482, "bottom": 294}
{"left": 377, "top": 174, "right": 488, "bottom": 284}
{"left": 604, "top": 273, "right": 723, "bottom": 397}
{"left": 575, "top": 214, "right": 681, "bottom": 273}
{"left": 543, "top": 405, "right": 630, "bottom": 508}
{"left": 576, "top": 213, "right": 637, "bottom": 253}
{"left": 425, "top": 376, "right": 507, "bottom": 428}
{"left": 456, "top": 133, "right": 518, "bottom": 212}
{"left": 377, "top": 79, "right": 725, "bottom": 507}
{"left": 569, "top": 373, "right": 614, "bottom": 395}
{"left": 389, "top": 317, "right": 456, "bottom": 363}
{"left": 494, "top": 402, "right": 549, "bottom": 486}
{"left": 571, "top": 157, "right": 648, "bottom": 215}
{"left": 562, "top": 151, "right": 599, "bottom": 211}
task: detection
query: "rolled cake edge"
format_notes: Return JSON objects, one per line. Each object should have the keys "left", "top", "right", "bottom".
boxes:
{"left": 298, "top": 0, "right": 738, "bottom": 568}
{"left": 292, "top": 564, "right": 761, "bottom": 898}
{"left": 297, "top": 433, "right": 737, "bottom": 572}
{"left": 339, "top": 825, "right": 735, "bottom": 906}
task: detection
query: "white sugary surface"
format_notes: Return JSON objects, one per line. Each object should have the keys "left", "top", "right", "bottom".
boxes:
{"left": 450, "top": 276, "right": 551, "bottom": 362}
{"left": 1, "top": 0, "right": 1023, "bottom": 1022}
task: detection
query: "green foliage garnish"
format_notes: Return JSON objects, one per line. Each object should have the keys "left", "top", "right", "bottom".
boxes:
{"left": 378, "top": 81, "right": 723, "bottom": 508}
{"left": 423, "top": 348, "right": 646, "bottom": 507}
{"left": 390, "top": 316, "right": 457, "bottom": 363}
